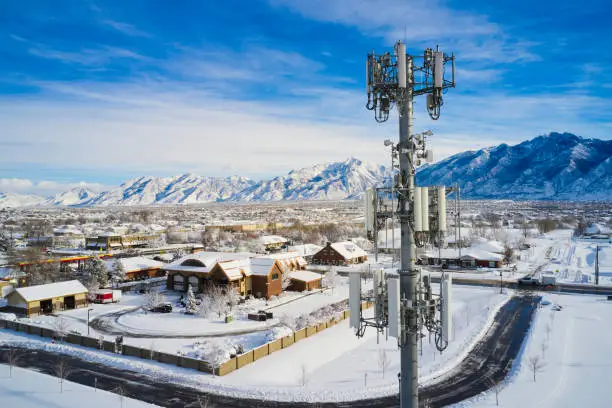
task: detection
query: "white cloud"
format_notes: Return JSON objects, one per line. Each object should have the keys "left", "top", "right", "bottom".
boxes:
{"left": 102, "top": 20, "right": 151, "bottom": 38}
{"left": 269, "top": 0, "right": 538, "bottom": 63}
{"left": 0, "top": 178, "right": 110, "bottom": 196}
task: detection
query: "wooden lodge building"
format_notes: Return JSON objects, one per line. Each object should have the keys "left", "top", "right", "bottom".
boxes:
{"left": 164, "top": 251, "right": 309, "bottom": 299}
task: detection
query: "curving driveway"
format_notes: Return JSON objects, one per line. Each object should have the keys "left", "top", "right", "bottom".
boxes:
{"left": 89, "top": 307, "right": 279, "bottom": 339}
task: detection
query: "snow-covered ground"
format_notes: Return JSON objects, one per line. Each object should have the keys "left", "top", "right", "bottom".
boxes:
{"left": 529, "top": 230, "right": 612, "bottom": 286}
{"left": 461, "top": 292, "right": 612, "bottom": 407}
{"left": 0, "top": 365, "right": 158, "bottom": 408}
{"left": 14, "top": 284, "right": 354, "bottom": 361}
{"left": 0, "top": 285, "right": 508, "bottom": 403}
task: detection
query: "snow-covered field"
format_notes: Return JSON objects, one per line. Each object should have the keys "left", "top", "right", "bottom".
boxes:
{"left": 461, "top": 292, "right": 612, "bottom": 407}
{"left": 529, "top": 230, "right": 612, "bottom": 286}
{"left": 0, "top": 365, "right": 158, "bottom": 408}
{"left": 1, "top": 285, "right": 508, "bottom": 403}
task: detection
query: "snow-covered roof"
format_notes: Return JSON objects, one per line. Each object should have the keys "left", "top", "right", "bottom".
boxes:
{"left": 216, "top": 259, "right": 252, "bottom": 280}
{"left": 163, "top": 264, "right": 212, "bottom": 274}
{"left": 104, "top": 257, "right": 164, "bottom": 273}
{"left": 258, "top": 252, "right": 308, "bottom": 269}
{"left": 470, "top": 239, "right": 505, "bottom": 254}
{"left": 249, "top": 257, "right": 277, "bottom": 276}
{"left": 289, "top": 271, "right": 322, "bottom": 282}
{"left": 12, "top": 280, "right": 88, "bottom": 302}
{"left": 424, "top": 248, "right": 503, "bottom": 262}
{"left": 288, "top": 244, "right": 323, "bottom": 257}
{"left": 330, "top": 241, "right": 368, "bottom": 260}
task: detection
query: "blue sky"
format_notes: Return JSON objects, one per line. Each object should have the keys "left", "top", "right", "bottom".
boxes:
{"left": 1, "top": 0, "right": 611, "bottom": 195}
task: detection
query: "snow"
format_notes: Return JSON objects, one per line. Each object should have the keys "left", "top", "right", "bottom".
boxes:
{"left": 12, "top": 280, "right": 88, "bottom": 302}
{"left": 330, "top": 241, "right": 368, "bottom": 260}
{"left": 0, "top": 285, "right": 507, "bottom": 403}
{"left": 103, "top": 257, "right": 164, "bottom": 273}
{"left": 289, "top": 270, "right": 322, "bottom": 282}
{"left": 0, "top": 365, "right": 158, "bottom": 407}
{"left": 462, "top": 293, "right": 612, "bottom": 408}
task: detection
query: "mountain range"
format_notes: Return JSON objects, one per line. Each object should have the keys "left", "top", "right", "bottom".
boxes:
{"left": 1, "top": 133, "right": 611, "bottom": 207}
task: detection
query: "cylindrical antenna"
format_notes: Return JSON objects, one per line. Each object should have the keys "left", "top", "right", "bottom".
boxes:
{"left": 421, "top": 187, "right": 429, "bottom": 232}
{"left": 414, "top": 187, "right": 423, "bottom": 232}
{"left": 437, "top": 186, "right": 446, "bottom": 232}
{"left": 396, "top": 41, "right": 407, "bottom": 89}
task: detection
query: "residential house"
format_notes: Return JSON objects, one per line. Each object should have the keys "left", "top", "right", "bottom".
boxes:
{"left": 312, "top": 241, "right": 368, "bottom": 266}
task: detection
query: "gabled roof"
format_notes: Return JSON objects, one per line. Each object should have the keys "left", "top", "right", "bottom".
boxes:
{"left": 249, "top": 257, "right": 277, "bottom": 276}
{"left": 330, "top": 241, "right": 368, "bottom": 260}
{"left": 216, "top": 259, "right": 252, "bottom": 281}
{"left": 12, "top": 280, "right": 88, "bottom": 302}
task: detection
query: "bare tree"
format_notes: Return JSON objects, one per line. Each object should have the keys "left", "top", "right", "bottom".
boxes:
{"left": 207, "top": 284, "right": 230, "bottom": 319}
{"left": 281, "top": 269, "right": 293, "bottom": 291}
{"left": 323, "top": 267, "right": 340, "bottom": 294}
{"left": 144, "top": 289, "right": 166, "bottom": 310}
{"left": 113, "top": 384, "right": 126, "bottom": 408}
{"left": 488, "top": 378, "right": 501, "bottom": 406}
{"left": 53, "top": 357, "right": 73, "bottom": 393}
{"left": 528, "top": 355, "right": 546, "bottom": 382}
{"left": 378, "top": 348, "right": 390, "bottom": 378}
{"left": 298, "top": 364, "right": 310, "bottom": 387}
{"left": 51, "top": 317, "right": 70, "bottom": 342}
{"left": 541, "top": 341, "right": 549, "bottom": 359}
{"left": 5, "top": 348, "right": 21, "bottom": 377}
{"left": 196, "top": 395, "right": 214, "bottom": 408}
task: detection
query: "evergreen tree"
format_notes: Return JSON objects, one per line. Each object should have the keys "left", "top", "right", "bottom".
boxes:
{"left": 111, "top": 258, "right": 126, "bottom": 287}
{"left": 185, "top": 284, "right": 198, "bottom": 314}
{"left": 82, "top": 256, "right": 108, "bottom": 289}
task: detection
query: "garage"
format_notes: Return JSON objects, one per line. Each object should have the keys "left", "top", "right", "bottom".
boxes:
{"left": 5, "top": 280, "right": 89, "bottom": 317}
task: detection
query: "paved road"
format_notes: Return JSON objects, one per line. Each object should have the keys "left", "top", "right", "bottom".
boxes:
{"left": 0, "top": 294, "right": 539, "bottom": 408}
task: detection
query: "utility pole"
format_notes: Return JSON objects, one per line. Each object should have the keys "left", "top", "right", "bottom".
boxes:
{"left": 363, "top": 41, "right": 455, "bottom": 408}
{"left": 595, "top": 245, "right": 600, "bottom": 285}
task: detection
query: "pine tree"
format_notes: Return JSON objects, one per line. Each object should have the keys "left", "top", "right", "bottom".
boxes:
{"left": 82, "top": 256, "right": 108, "bottom": 289}
{"left": 111, "top": 259, "right": 126, "bottom": 287}
{"left": 185, "top": 284, "right": 198, "bottom": 314}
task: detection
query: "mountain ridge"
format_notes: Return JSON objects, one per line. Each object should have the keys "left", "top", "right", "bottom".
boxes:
{"left": 1, "top": 133, "right": 611, "bottom": 207}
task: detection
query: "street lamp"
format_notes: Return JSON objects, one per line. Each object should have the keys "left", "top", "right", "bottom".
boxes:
{"left": 265, "top": 282, "right": 270, "bottom": 306}
{"left": 499, "top": 271, "right": 503, "bottom": 294}
{"left": 87, "top": 308, "right": 94, "bottom": 336}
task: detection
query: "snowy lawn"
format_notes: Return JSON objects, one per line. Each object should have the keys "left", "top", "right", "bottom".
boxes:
{"left": 0, "top": 364, "right": 158, "bottom": 408}
{"left": 460, "top": 292, "right": 612, "bottom": 408}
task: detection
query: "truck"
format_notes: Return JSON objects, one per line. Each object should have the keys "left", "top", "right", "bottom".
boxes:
{"left": 540, "top": 274, "right": 557, "bottom": 286}
{"left": 517, "top": 276, "right": 539, "bottom": 286}
{"left": 92, "top": 289, "right": 122, "bottom": 304}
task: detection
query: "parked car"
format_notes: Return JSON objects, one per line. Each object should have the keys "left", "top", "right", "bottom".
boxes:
{"left": 150, "top": 303, "right": 173, "bottom": 313}
{"left": 518, "top": 276, "right": 539, "bottom": 286}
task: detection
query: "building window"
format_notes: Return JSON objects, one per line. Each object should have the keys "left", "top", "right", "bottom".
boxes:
{"left": 271, "top": 273, "right": 279, "bottom": 280}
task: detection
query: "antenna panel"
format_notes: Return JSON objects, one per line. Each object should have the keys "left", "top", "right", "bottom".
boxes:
{"left": 349, "top": 272, "right": 362, "bottom": 329}
{"left": 434, "top": 51, "right": 444, "bottom": 88}
{"left": 387, "top": 275, "right": 401, "bottom": 338}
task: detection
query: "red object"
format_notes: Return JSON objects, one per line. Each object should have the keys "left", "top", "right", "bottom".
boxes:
{"left": 95, "top": 291, "right": 113, "bottom": 303}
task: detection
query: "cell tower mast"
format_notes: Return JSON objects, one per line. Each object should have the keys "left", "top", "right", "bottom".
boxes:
{"left": 365, "top": 42, "right": 456, "bottom": 408}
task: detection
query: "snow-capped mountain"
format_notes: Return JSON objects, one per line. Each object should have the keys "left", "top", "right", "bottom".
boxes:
{"left": 44, "top": 187, "right": 98, "bottom": 206}
{"left": 230, "top": 158, "right": 391, "bottom": 201}
{"left": 0, "top": 192, "right": 47, "bottom": 208}
{"left": 416, "top": 132, "right": 612, "bottom": 200}
{"left": 86, "top": 174, "right": 255, "bottom": 206}
{"left": 2, "top": 133, "right": 611, "bottom": 207}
